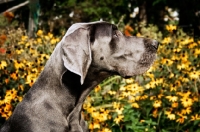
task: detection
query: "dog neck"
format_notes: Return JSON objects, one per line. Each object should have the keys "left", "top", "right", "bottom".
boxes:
{"left": 61, "top": 66, "right": 111, "bottom": 126}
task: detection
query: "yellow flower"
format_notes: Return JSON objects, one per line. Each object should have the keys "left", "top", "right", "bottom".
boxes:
{"left": 167, "top": 113, "right": 176, "bottom": 120}
{"left": 5, "top": 78, "right": 9, "bottom": 84}
{"left": 56, "top": 38, "right": 60, "bottom": 42}
{"left": 48, "top": 32, "right": 53, "bottom": 38}
{"left": 177, "top": 61, "right": 190, "bottom": 70}
{"left": 18, "top": 84, "right": 24, "bottom": 91}
{"left": 50, "top": 38, "right": 57, "bottom": 45}
{"left": 0, "top": 61, "right": 7, "bottom": 69}
{"left": 25, "top": 74, "right": 37, "bottom": 86}
{"left": 1, "top": 110, "right": 12, "bottom": 120}
{"left": 119, "top": 86, "right": 126, "bottom": 91}
{"left": 115, "top": 108, "right": 124, "bottom": 115}
{"left": 37, "top": 30, "right": 43, "bottom": 36}
{"left": 125, "top": 83, "right": 142, "bottom": 93}
{"left": 180, "top": 37, "right": 194, "bottom": 45}
{"left": 98, "top": 109, "right": 109, "bottom": 122}
{"left": 108, "top": 90, "right": 116, "bottom": 95}
{"left": 21, "top": 35, "right": 28, "bottom": 42}
{"left": 93, "top": 122, "right": 100, "bottom": 129}
{"left": 18, "top": 41, "right": 25, "bottom": 45}
{"left": 37, "top": 38, "right": 42, "bottom": 44}
{"left": 171, "top": 102, "right": 178, "bottom": 108}
{"left": 4, "top": 89, "right": 18, "bottom": 103}
{"left": 145, "top": 72, "right": 154, "bottom": 78}
{"left": 101, "top": 128, "right": 112, "bottom": 132}
{"left": 16, "top": 49, "right": 24, "bottom": 54}
{"left": 155, "top": 78, "right": 164, "bottom": 85}
{"left": 180, "top": 53, "right": 188, "bottom": 62}
{"left": 91, "top": 111, "right": 100, "bottom": 119}
{"left": 166, "top": 25, "right": 177, "bottom": 32}
{"left": 176, "top": 92, "right": 186, "bottom": 97}
{"left": 44, "top": 35, "right": 50, "bottom": 41}
{"left": 125, "top": 78, "right": 134, "bottom": 83}
{"left": 113, "top": 102, "right": 120, "bottom": 109}
{"left": 153, "top": 100, "right": 162, "bottom": 108}
{"left": 188, "top": 42, "right": 197, "bottom": 48}
{"left": 191, "top": 114, "right": 200, "bottom": 121}
{"left": 162, "top": 37, "right": 171, "bottom": 44}
{"left": 181, "top": 107, "right": 192, "bottom": 114}
{"left": 169, "top": 84, "right": 177, "bottom": 91}
{"left": 121, "top": 91, "right": 131, "bottom": 97}
{"left": 184, "top": 91, "right": 191, "bottom": 97}
{"left": 189, "top": 71, "right": 200, "bottom": 79}
{"left": 150, "top": 96, "right": 156, "bottom": 100}
{"left": 140, "top": 95, "right": 148, "bottom": 100}
{"left": 39, "top": 54, "right": 50, "bottom": 62}
{"left": 136, "top": 33, "right": 141, "bottom": 37}
{"left": 173, "top": 48, "right": 181, "bottom": 53}
{"left": 14, "top": 60, "right": 25, "bottom": 70}
{"left": 10, "top": 73, "right": 18, "bottom": 80}
{"left": 145, "top": 80, "right": 156, "bottom": 89}
{"left": 161, "top": 58, "right": 173, "bottom": 66}
{"left": 131, "top": 102, "right": 139, "bottom": 108}
{"left": 86, "top": 106, "right": 95, "bottom": 113}
{"left": 18, "top": 96, "right": 23, "bottom": 102}
{"left": 176, "top": 116, "right": 187, "bottom": 124}
{"left": 152, "top": 109, "right": 158, "bottom": 118}
{"left": 140, "top": 119, "right": 145, "bottom": 123}
{"left": 194, "top": 49, "right": 200, "bottom": 56}
{"left": 166, "top": 95, "right": 178, "bottom": 102}
{"left": 178, "top": 76, "right": 189, "bottom": 83}
{"left": 3, "top": 103, "right": 12, "bottom": 113}
{"left": 114, "top": 115, "right": 124, "bottom": 124}
{"left": 180, "top": 97, "right": 193, "bottom": 107}
{"left": 89, "top": 121, "right": 100, "bottom": 129}
{"left": 193, "top": 96, "right": 199, "bottom": 102}
{"left": 94, "top": 85, "right": 101, "bottom": 93}
{"left": 169, "top": 73, "right": 174, "bottom": 78}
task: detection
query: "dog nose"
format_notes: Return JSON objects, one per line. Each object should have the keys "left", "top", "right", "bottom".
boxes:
{"left": 152, "top": 40, "right": 159, "bottom": 50}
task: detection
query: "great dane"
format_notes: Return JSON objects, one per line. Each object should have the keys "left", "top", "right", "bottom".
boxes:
{"left": 0, "top": 21, "right": 159, "bottom": 132}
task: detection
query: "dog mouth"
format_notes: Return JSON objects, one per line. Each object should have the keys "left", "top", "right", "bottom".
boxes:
{"left": 110, "top": 71, "right": 133, "bottom": 79}
{"left": 124, "top": 76, "right": 132, "bottom": 79}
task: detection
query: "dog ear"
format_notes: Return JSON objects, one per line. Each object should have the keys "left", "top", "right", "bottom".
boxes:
{"left": 61, "top": 25, "right": 92, "bottom": 85}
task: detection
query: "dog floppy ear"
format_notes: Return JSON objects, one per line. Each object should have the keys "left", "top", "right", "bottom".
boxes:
{"left": 61, "top": 24, "right": 92, "bottom": 85}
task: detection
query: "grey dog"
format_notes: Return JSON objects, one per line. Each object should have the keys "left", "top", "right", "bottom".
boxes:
{"left": 0, "top": 21, "right": 159, "bottom": 132}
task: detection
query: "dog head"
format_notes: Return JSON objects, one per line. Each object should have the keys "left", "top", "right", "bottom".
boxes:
{"left": 61, "top": 21, "right": 159, "bottom": 84}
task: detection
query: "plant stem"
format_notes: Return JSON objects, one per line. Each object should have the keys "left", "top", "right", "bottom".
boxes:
{"left": 100, "top": 76, "right": 121, "bottom": 87}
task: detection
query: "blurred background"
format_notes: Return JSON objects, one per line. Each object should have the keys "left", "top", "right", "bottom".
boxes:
{"left": 0, "top": 0, "right": 200, "bottom": 132}
{"left": 1, "top": 0, "right": 200, "bottom": 37}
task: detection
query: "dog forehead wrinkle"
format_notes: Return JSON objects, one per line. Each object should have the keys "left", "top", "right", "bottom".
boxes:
{"left": 95, "top": 24, "right": 112, "bottom": 37}
{"left": 44, "top": 102, "right": 53, "bottom": 110}
{"left": 98, "top": 36, "right": 112, "bottom": 43}
{"left": 130, "top": 39, "right": 144, "bottom": 47}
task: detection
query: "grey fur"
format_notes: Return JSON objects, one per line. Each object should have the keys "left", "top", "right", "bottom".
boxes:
{"left": 0, "top": 21, "right": 159, "bottom": 132}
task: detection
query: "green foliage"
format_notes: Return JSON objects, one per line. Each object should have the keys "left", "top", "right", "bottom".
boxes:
{"left": 0, "top": 14, "right": 18, "bottom": 28}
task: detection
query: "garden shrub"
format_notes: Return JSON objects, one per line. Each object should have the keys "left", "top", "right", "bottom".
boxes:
{"left": 0, "top": 24, "right": 200, "bottom": 132}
